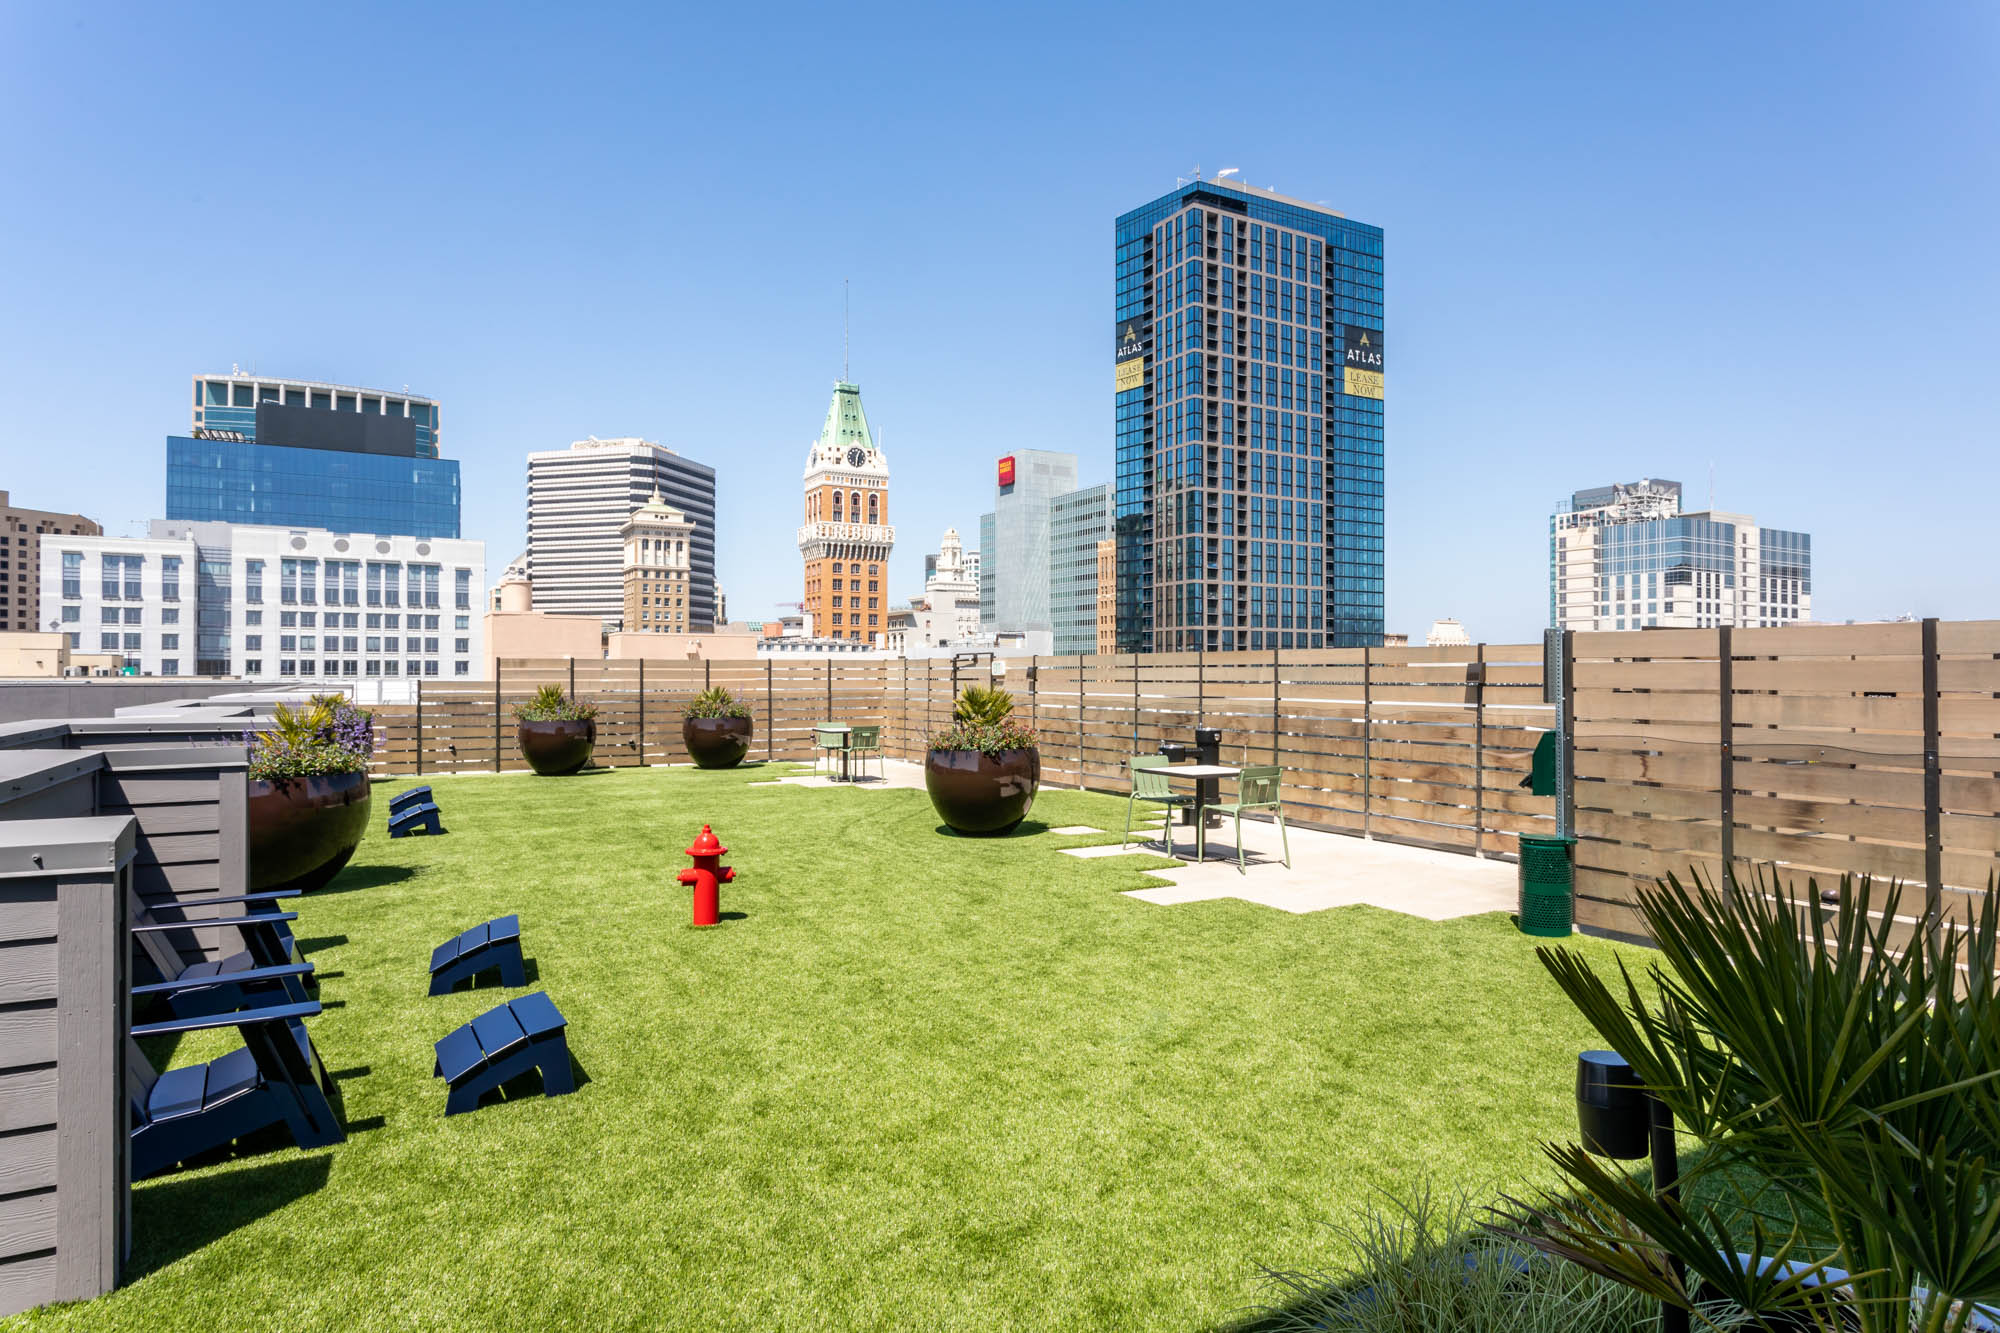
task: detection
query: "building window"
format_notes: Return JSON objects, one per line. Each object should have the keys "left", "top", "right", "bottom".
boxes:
{"left": 61, "top": 551, "right": 80, "bottom": 600}
{"left": 456, "top": 568, "right": 471, "bottom": 610}
{"left": 161, "top": 634, "right": 179, "bottom": 650}
{"left": 100, "top": 633, "right": 118, "bottom": 651}
{"left": 244, "top": 559, "right": 263, "bottom": 604}
{"left": 160, "top": 660, "right": 179, "bottom": 676}
{"left": 455, "top": 661, "right": 468, "bottom": 676}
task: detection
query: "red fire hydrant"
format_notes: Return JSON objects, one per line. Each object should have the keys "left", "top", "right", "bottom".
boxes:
{"left": 677, "top": 825, "right": 735, "bottom": 927}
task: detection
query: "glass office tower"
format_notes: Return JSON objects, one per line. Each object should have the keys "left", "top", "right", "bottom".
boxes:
{"left": 1049, "top": 483, "right": 1112, "bottom": 655}
{"left": 165, "top": 437, "right": 462, "bottom": 539}
{"left": 1114, "top": 178, "right": 1384, "bottom": 650}
{"left": 192, "top": 374, "right": 441, "bottom": 458}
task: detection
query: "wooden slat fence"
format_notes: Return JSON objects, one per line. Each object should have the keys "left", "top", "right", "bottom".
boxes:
{"left": 370, "top": 650, "right": 1556, "bottom": 857}
{"left": 1569, "top": 621, "right": 2000, "bottom": 941}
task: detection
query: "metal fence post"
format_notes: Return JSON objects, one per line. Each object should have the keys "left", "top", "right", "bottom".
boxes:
{"left": 1922, "top": 617, "right": 1942, "bottom": 928}
{"left": 637, "top": 657, "right": 646, "bottom": 765}
{"left": 1270, "top": 644, "right": 1280, "bottom": 765}
{"left": 1717, "top": 626, "right": 1735, "bottom": 904}
{"left": 1361, "top": 645, "right": 1373, "bottom": 839}
{"left": 493, "top": 660, "right": 502, "bottom": 773}
{"left": 1557, "top": 630, "right": 1576, "bottom": 841}
{"left": 415, "top": 677, "right": 424, "bottom": 778}
{"left": 765, "top": 657, "right": 774, "bottom": 762}
{"left": 1471, "top": 643, "right": 1484, "bottom": 858}
{"left": 568, "top": 655, "right": 575, "bottom": 699}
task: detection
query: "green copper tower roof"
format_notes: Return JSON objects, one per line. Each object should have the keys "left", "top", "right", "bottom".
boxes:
{"left": 816, "top": 381, "right": 876, "bottom": 453}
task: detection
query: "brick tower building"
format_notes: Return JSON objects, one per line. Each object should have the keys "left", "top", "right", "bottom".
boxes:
{"left": 797, "top": 382, "right": 894, "bottom": 643}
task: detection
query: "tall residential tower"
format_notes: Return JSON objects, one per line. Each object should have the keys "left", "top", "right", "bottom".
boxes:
{"left": 798, "top": 383, "right": 894, "bottom": 643}
{"left": 525, "top": 438, "right": 717, "bottom": 628}
{"left": 1114, "top": 178, "right": 1384, "bottom": 651}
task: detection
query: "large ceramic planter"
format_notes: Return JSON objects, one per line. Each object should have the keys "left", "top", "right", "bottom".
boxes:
{"left": 924, "top": 747, "right": 1040, "bottom": 836}
{"left": 247, "top": 769, "right": 372, "bottom": 892}
{"left": 517, "top": 718, "right": 596, "bottom": 775}
{"left": 683, "top": 714, "right": 752, "bottom": 769}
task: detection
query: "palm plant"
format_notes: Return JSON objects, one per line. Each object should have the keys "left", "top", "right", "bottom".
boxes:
{"left": 952, "top": 685, "right": 1015, "bottom": 726}
{"left": 1494, "top": 868, "right": 2000, "bottom": 1333}
{"left": 244, "top": 696, "right": 373, "bottom": 780}
{"left": 684, "top": 686, "right": 750, "bottom": 720}
{"left": 512, "top": 683, "right": 597, "bottom": 722}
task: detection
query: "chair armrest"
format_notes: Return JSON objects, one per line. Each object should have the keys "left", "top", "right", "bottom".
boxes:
{"left": 132, "top": 910, "right": 298, "bottom": 934}
{"left": 132, "top": 998, "right": 321, "bottom": 1039}
{"left": 186, "top": 890, "right": 302, "bottom": 907}
{"left": 132, "top": 961, "right": 315, "bottom": 997}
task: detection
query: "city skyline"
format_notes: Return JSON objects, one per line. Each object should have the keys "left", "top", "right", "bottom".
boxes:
{"left": 2, "top": 4, "right": 1994, "bottom": 640}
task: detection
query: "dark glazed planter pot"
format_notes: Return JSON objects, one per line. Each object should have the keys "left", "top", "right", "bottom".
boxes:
{"left": 247, "top": 769, "right": 372, "bottom": 892}
{"left": 924, "top": 747, "right": 1040, "bottom": 836}
{"left": 683, "top": 715, "right": 752, "bottom": 769}
{"left": 517, "top": 718, "right": 596, "bottom": 775}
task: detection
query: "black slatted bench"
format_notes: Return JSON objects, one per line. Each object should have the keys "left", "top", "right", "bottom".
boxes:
{"left": 432, "top": 991, "right": 574, "bottom": 1116}
{"left": 428, "top": 914, "right": 524, "bottom": 996}
{"left": 390, "top": 786, "right": 445, "bottom": 838}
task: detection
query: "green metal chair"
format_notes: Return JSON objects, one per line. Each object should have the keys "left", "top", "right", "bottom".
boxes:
{"left": 811, "top": 724, "right": 847, "bottom": 777}
{"left": 1122, "top": 754, "right": 1192, "bottom": 858}
{"left": 847, "top": 725, "right": 883, "bottom": 780}
{"left": 1197, "top": 765, "right": 1290, "bottom": 874}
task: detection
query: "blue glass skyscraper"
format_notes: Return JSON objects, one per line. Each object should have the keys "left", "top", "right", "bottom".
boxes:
{"left": 168, "top": 372, "right": 460, "bottom": 539}
{"left": 1114, "top": 178, "right": 1384, "bottom": 651}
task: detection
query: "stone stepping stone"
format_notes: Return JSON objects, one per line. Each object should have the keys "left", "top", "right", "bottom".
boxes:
{"left": 1049, "top": 825, "right": 1106, "bottom": 835}
{"left": 1059, "top": 844, "right": 1160, "bottom": 859}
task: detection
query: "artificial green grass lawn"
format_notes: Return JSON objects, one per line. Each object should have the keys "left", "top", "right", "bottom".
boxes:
{"left": 11, "top": 764, "right": 1646, "bottom": 1332}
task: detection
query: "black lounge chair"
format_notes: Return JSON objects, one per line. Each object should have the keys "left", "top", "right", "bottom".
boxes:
{"left": 128, "top": 988, "right": 345, "bottom": 1179}
{"left": 428, "top": 915, "right": 524, "bottom": 995}
{"left": 390, "top": 786, "right": 445, "bottom": 838}
{"left": 130, "top": 886, "right": 313, "bottom": 1017}
{"left": 433, "top": 991, "right": 573, "bottom": 1116}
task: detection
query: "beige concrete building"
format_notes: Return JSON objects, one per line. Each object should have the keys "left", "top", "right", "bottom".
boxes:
{"left": 1, "top": 491, "right": 100, "bottom": 638}
{"left": 0, "top": 631, "right": 71, "bottom": 677}
{"left": 621, "top": 491, "right": 695, "bottom": 634}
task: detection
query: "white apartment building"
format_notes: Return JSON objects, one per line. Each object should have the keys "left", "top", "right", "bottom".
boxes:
{"left": 1551, "top": 479, "right": 1813, "bottom": 632}
{"left": 885, "top": 528, "right": 983, "bottom": 656}
{"left": 42, "top": 522, "right": 484, "bottom": 682}
{"left": 526, "top": 437, "right": 716, "bottom": 628}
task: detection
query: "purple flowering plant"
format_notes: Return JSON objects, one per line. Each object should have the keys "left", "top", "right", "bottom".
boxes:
{"left": 245, "top": 693, "right": 376, "bottom": 782}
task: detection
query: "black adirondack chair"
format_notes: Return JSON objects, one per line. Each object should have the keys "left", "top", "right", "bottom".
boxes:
{"left": 128, "top": 988, "right": 345, "bottom": 1179}
{"left": 129, "top": 886, "right": 313, "bottom": 1017}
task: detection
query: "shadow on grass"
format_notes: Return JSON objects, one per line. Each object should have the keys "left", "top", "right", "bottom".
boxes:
{"left": 128, "top": 1153, "right": 334, "bottom": 1281}
{"left": 462, "top": 1054, "right": 594, "bottom": 1115}
{"left": 316, "top": 864, "right": 422, "bottom": 895}
{"left": 932, "top": 819, "right": 1052, "bottom": 839}
{"left": 295, "top": 934, "right": 350, "bottom": 953}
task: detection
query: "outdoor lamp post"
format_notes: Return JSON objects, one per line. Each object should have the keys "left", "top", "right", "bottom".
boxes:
{"left": 1576, "top": 1050, "right": 1688, "bottom": 1333}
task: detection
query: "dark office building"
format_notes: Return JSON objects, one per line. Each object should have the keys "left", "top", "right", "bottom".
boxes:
{"left": 1114, "top": 178, "right": 1384, "bottom": 650}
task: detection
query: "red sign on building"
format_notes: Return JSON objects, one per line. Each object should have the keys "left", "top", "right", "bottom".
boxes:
{"left": 998, "top": 455, "right": 1016, "bottom": 486}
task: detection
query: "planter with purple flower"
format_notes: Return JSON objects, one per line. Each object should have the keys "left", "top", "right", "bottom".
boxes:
{"left": 245, "top": 694, "right": 375, "bottom": 892}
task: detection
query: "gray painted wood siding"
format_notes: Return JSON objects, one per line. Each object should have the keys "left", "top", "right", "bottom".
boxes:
{"left": 0, "top": 817, "right": 132, "bottom": 1318}
{"left": 96, "top": 749, "right": 248, "bottom": 969}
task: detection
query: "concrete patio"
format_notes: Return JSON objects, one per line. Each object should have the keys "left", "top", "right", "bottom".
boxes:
{"left": 781, "top": 756, "right": 1521, "bottom": 923}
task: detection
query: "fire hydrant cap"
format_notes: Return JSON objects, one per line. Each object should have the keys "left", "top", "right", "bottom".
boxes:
{"left": 685, "top": 824, "right": 728, "bottom": 858}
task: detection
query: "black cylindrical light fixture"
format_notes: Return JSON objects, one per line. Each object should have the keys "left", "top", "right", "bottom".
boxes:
{"left": 1576, "top": 1049, "right": 1649, "bottom": 1159}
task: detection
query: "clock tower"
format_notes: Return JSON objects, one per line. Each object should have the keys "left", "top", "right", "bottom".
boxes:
{"left": 798, "top": 381, "right": 894, "bottom": 643}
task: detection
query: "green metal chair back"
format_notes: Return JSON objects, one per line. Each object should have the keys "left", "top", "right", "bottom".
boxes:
{"left": 849, "top": 725, "right": 880, "bottom": 751}
{"left": 1131, "top": 754, "right": 1176, "bottom": 800}
{"left": 813, "top": 725, "right": 845, "bottom": 749}
{"left": 1235, "top": 764, "right": 1282, "bottom": 808}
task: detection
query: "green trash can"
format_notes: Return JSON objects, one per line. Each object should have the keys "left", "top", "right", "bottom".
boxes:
{"left": 1517, "top": 834, "right": 1576, "bottom": 937}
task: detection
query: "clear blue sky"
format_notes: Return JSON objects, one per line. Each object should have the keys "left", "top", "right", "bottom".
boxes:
{"left": 2, "top": 1, "right": 1994, "bottom": 640}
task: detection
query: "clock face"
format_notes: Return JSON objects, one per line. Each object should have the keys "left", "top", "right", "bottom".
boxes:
{"left": 846, "top": 447, "right": 867, "bottom": 468}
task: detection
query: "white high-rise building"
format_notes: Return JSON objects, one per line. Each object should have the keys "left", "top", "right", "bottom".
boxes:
{"left": 1551, "top": 479, "right": 1813, "bottom": 632}
{"left": 886, "top": 528, "right": 983, "bottom": 655}
{"left": 41, "top": 522, "right": 484, "bottom": 681}
{"left": 525, "top": 437, "right": 716, "bottom": 628}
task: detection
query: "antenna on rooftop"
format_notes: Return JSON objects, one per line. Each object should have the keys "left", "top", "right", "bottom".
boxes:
{"left": 843, "top": 278, "right": 850, "bottom": 382}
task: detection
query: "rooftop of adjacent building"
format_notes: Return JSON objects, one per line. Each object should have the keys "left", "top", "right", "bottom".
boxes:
{"left": 1117, "top": 174, "right": 1381, "bottom": 240}
{"left": 0, "top": 492, "right": 99, "bottom": 529}
{"left": 194, "top": 370, "right": 439, "bottom": 407}
{"left": 531, "top": 436, "right": 682, "bottom": 459}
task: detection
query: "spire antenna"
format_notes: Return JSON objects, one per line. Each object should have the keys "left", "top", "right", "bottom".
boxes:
{"left": 843, "top": 278, "right": 850, "bottom": 382}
